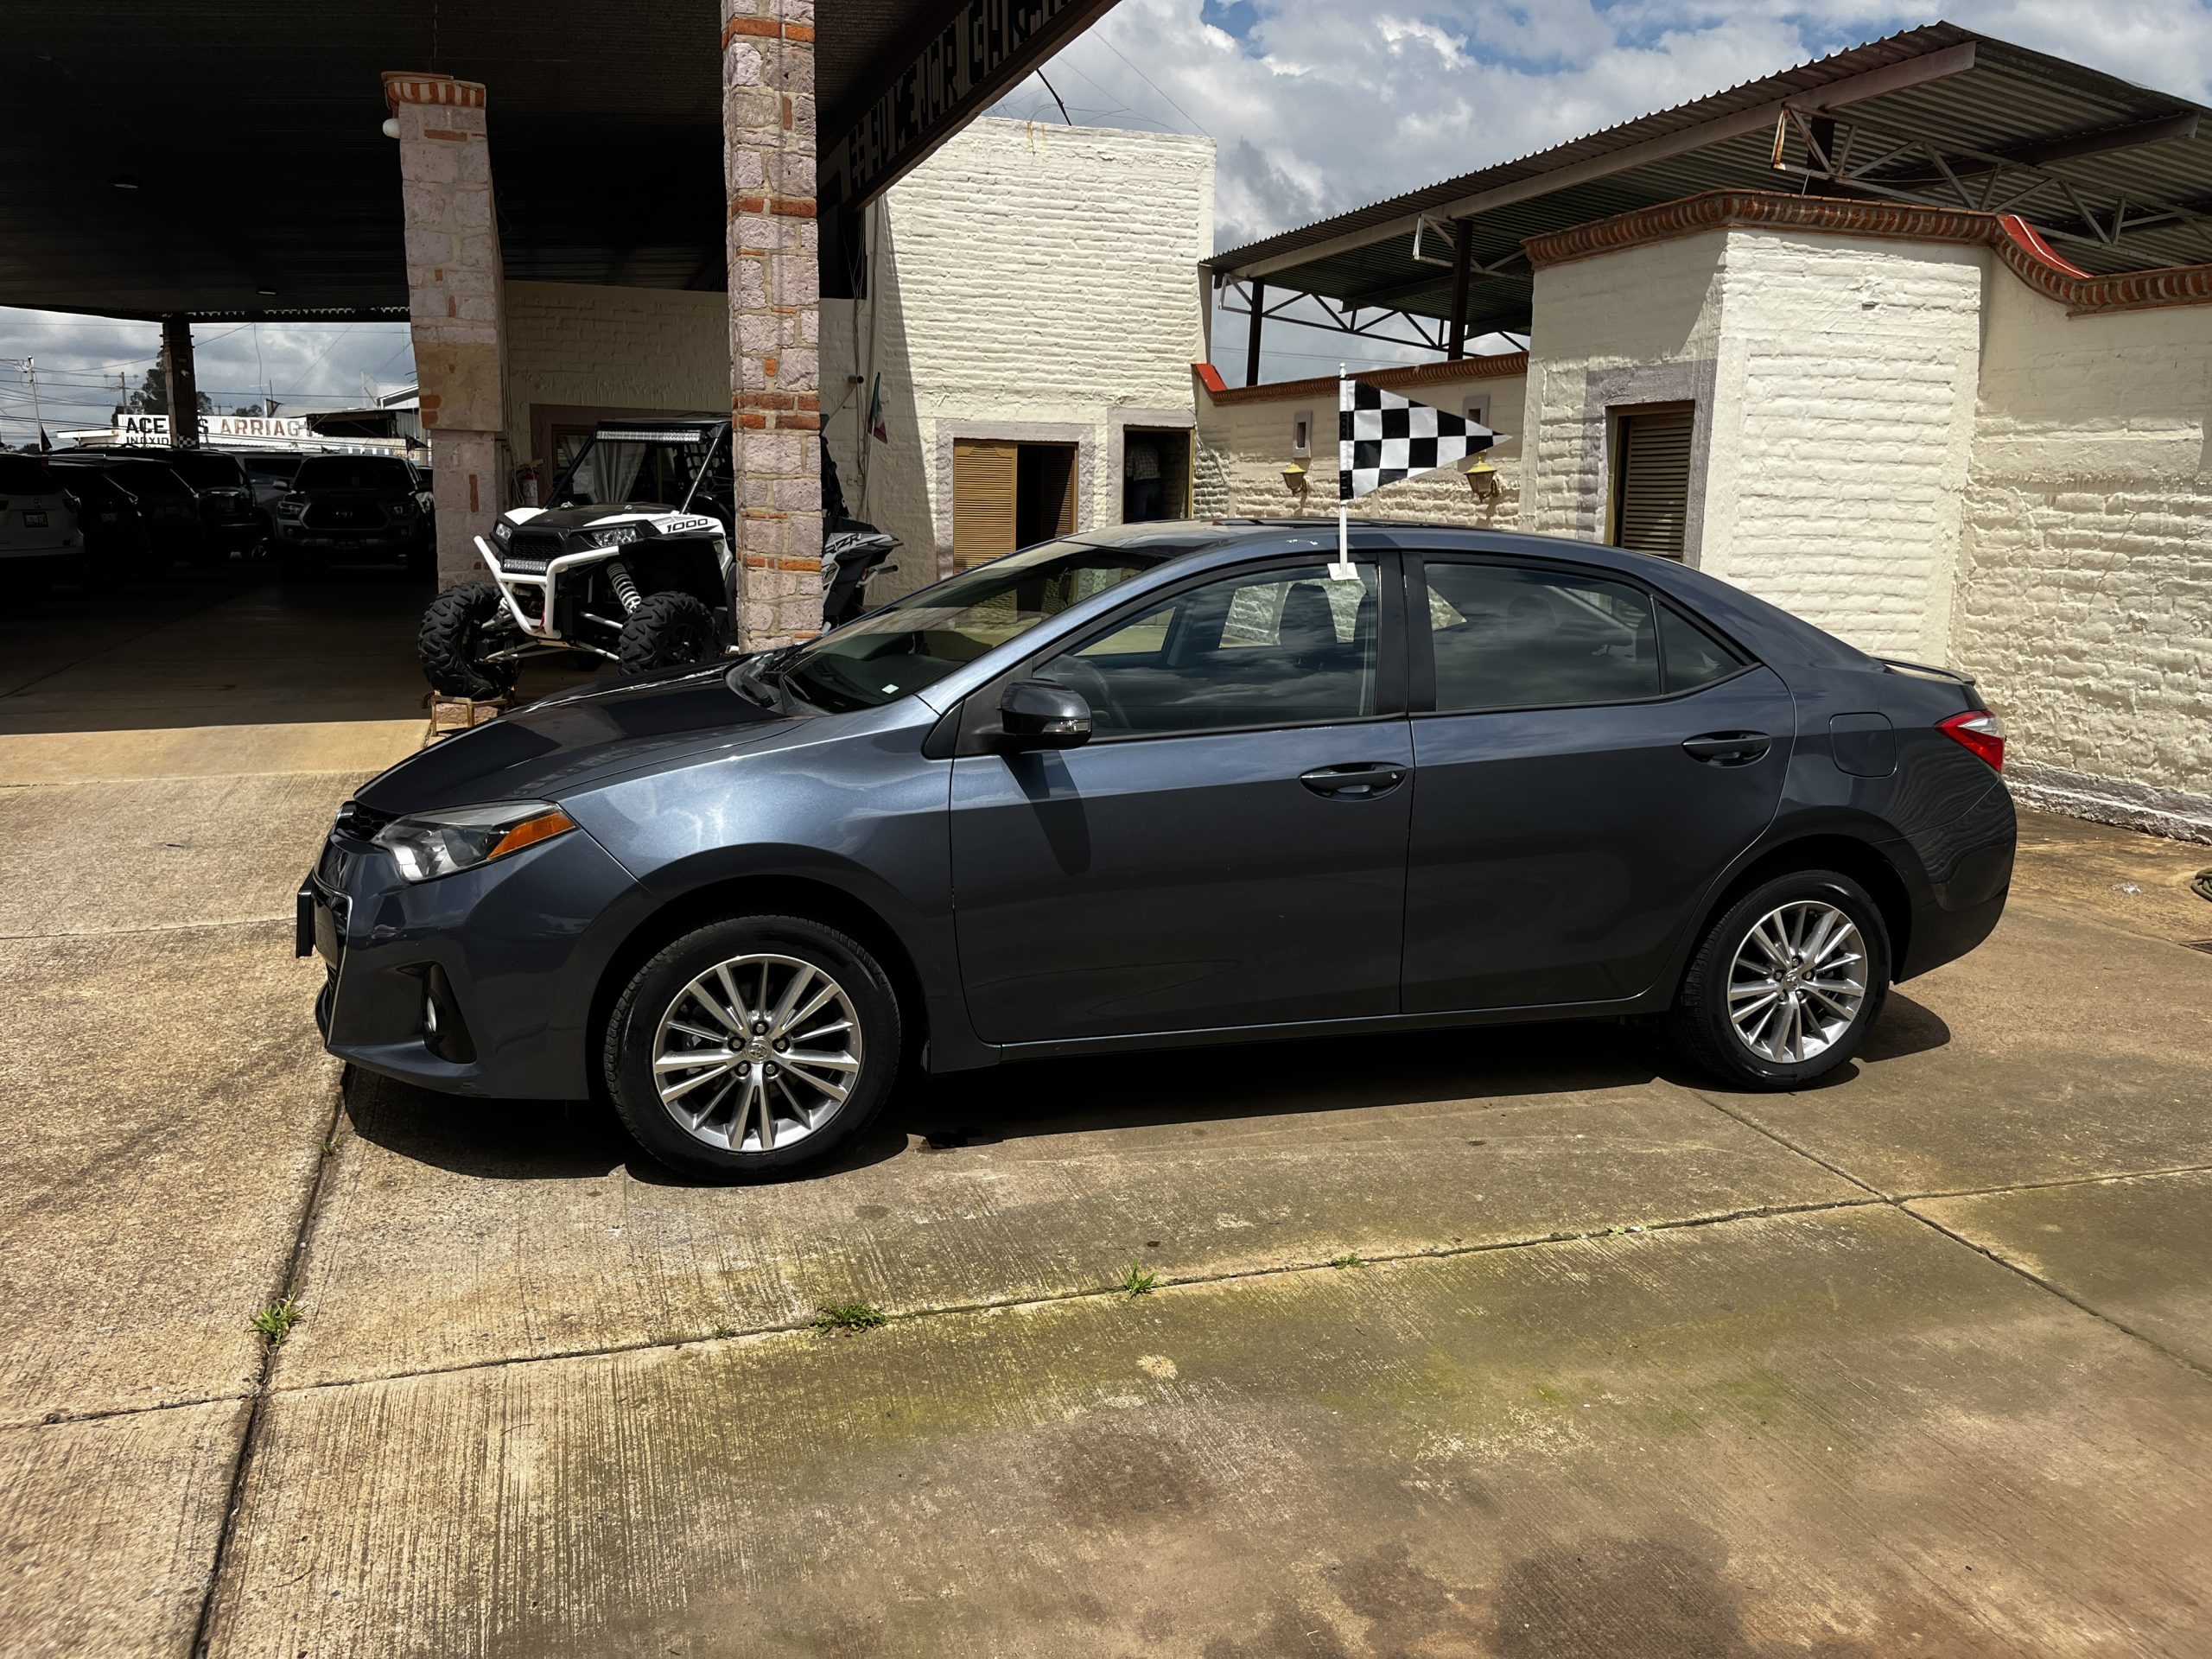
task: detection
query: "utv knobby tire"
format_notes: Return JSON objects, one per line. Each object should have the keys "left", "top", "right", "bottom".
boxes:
{"left": 617, "top": 591, "right": 720, "bottom": 676}
{"left": 418, "top": 582, "right": 523, "bottom": 700}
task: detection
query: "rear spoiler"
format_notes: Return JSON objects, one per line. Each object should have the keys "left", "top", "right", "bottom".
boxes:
{"left": 1878, "top": 656, "right": 1976, "bottom": 693}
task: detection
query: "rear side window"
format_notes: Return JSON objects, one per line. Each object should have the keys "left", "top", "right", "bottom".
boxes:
{"left": 1424, "top": 561, "right": 1660, "bottom": 712}
{"left": 1659, "top": 603, "right": 1751, "bottom": 692}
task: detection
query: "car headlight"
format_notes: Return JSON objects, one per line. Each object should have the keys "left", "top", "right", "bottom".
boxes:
{"left": 587, "top": 524, "right": 641, "bottom": 548}
{"left": 372, "top": 801, "right": 576, "bottom": 882}
{"left": 492, "top": 519, "right": 512, "bottom": 543}
{"left": 276, "top": 494, "right": 307, "bottom": 518}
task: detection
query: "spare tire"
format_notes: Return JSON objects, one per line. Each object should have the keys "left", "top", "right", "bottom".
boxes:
{"left": 618, "top": 591, "right": 720, "bottom": 676}
{"left": 418, "top": 582, "right": 523, "bottom": 699}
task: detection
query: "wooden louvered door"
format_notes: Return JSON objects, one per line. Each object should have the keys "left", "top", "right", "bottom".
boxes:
{"left": 1608, "top": 404, "right": 1694, "bottom": 559}
{"left": 953, "top": 439, "right": 1019, "bottom": 569}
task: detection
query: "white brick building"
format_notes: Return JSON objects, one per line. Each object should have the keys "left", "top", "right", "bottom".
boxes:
{"left": 1198, "top": 30, "right": 2212, "bottom": 842}
{"left": 494, "top": 118, "right": 1214, "bottom": 603}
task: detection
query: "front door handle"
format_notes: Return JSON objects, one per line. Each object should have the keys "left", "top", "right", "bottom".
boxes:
{"left": 1300, "top": 762, "right": 1407, "bottom": 799}
{"left": 1681, "top": 731, "right": 1772, "bottom": 766}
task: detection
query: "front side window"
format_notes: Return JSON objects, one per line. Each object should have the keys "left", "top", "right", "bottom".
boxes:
{"left": 1034, "top": 560, "right": 1381, "bottom": 738}
{"left": 1425, "top": 561, "right": 1660, "bottom": 712}
{"left": 775, "top": 539, "right": 1162, "bottom": 714}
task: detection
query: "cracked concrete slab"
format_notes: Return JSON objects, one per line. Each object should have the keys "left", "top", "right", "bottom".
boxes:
{"left": 272, "top": 1027, "right": 1866, "bottom": 1389}
{"left": 206, "top": 1207, "right": 2212, "bottom": 1658}
{"left": 0, "top": 771, "right": 377, "bottom": 936}
{"left": 1711, "top": 906, "right": 2212, "bottom": 1197}
{"left": 0, "top": 1399, "right": 247, "bottom": 1659}
{"left": 1914, "top": 1169, "right": 2212, "bottom": 1374}
{"left": 0, "top": 922, "right": 334, "bottom": 1425}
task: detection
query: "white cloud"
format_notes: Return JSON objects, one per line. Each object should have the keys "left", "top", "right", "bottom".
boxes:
{"left": 0, "top": 311, "right": 412, "bottom": 449}
{"left": 995, "top": 0, "right": 2212, "bottom": 380}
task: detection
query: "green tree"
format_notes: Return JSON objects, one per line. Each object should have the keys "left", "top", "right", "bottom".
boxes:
{"left": 123, "top": 368, "right": 213, "bottom": 417}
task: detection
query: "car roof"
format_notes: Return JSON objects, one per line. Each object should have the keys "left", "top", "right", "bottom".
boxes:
{"left": 1053, "top": 518, "right": 1873, "bottom": 677}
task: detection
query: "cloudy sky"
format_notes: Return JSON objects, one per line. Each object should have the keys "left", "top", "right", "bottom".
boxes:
{"left": 6, "top": 0, "right": 2206, "bottom": 442}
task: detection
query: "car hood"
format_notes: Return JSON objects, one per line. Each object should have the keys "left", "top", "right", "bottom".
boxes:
{"left": 357, "top": 661, "right": 800, "bottom": 814}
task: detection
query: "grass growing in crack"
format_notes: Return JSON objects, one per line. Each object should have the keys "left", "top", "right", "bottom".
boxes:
{"left": 1121, "top": 1260, "right": 1159, "bottom": 1297}
{"left": 1329, "top": 1253, "right": 1364, "bottom": 1268}
{"left": 709, "top": 1324, "right": 738, "bottom": 1340}
{"left": 812, "top": 1302, "right": 887, "bottom": 1334}
{"left": 251, "top": 1300, "right": 301, "bottom": 1346}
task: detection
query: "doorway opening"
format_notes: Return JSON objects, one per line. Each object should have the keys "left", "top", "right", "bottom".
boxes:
{"left": 953, "top": 438, "right": 1078, "bottom": 569}
{"left": 1122, "top": 427, "right": 1191, "bottom": 523}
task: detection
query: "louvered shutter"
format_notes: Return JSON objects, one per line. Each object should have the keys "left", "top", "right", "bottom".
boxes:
{"left": 953, "top": 440, "right": 1018, "bottom": 569}
{"left": 1610, "top": 405, "right": 1694, "bottom": 559}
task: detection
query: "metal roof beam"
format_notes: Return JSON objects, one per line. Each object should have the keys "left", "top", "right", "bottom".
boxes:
{"left": 1215, "top": 41, "right": 1979, "bottom": 283}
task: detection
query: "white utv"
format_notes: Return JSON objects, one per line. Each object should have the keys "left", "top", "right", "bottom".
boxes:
{"left": 418, "top": 416, "right": 738, "bottom": 698}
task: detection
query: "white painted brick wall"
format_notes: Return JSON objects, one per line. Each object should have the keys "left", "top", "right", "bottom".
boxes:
{"left": 1528, "top": 232, "right": 1726, "bottom": 544}
{"left": 503, "top": 282, "right": 732, "bottom": 463}
{"left": 823, "top": 118, "right": 1215, "bottom": 592}
{"left": 1955, "top": 276, "right": 2212, "bottom": 824}
{"left": 1192, "top": 372, "right": 1527, "bottom": 529}
{"left": 1710, "top": 232, "right": 1983, "bottom": 664}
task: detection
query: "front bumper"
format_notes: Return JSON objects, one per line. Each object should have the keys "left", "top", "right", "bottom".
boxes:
{"left": 300, "top": 817, "right": 654, "bottom": 1099}
{"left": 278, "top": 522, "right": 421, "bottom": 554}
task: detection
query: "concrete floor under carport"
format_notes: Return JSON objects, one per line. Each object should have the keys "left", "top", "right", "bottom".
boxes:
{"left": 4, "top": 580, "right": 2212, "bottom": 1656}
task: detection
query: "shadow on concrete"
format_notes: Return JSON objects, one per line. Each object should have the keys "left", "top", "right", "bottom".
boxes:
{"left": 341, "top": 995, "right": 1949, "bottom": 1185}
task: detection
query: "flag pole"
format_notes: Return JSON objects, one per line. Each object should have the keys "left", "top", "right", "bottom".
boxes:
{"left": 1332, "top": 362, "right": 1354, "bottom": 580}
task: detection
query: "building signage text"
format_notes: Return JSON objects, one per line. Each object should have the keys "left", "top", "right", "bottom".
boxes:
{"left": 118, "top": 412, "right": 313, "bottom": 442}
{"left": 839, "top": 0, "right": 1090, "bottom": 201}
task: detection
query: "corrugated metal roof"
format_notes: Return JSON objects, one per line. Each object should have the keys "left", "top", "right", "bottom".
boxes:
{"left": 1209, "top": 22, "right": 2212, "bottom": 324}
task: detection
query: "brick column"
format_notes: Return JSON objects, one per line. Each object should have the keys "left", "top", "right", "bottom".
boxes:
{"left": 384, "top": 72, "right": 505, "bottom": 588}
{"left": 721, "top": 1, "right": 823, "bottom": 646}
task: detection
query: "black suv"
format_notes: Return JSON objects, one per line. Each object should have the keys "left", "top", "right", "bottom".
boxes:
{"left": 271, "top": 454, "right": 435, "bottom": 579}
{"left": 47, "top": 453, "right": 203, "bottom": 571}
{"left": 111, "top": 447, "right": 261, "bottom": 563}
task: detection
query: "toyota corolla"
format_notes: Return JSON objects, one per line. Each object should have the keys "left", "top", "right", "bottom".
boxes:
{"left": 300, "top": 521, "right": 2015, "bottom": 1179}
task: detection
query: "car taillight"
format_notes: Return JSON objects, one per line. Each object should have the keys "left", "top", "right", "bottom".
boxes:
{"left": 1939, "top": 709, "right": 2005, "bottom": 771}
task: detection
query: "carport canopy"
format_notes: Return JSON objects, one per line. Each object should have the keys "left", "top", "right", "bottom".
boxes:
{"left": 1, "top": 0, "right": 1114, "bottom": 321}
{"left": 1209, "top": 23, "right": 2212, "bottom": 359}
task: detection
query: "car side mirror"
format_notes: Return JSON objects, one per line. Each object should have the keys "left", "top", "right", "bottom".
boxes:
{"left": 998, "top": 679, "right": 1092, "bottom": 751}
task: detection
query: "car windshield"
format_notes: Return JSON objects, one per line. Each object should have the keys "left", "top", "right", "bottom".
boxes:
{"left": 772, "top": 539, "right": 1164, "bottom": 714}
{"left": 0, "top": 455, "right": 58, "bottom": 493}
{"left": 295, "top": 457, "right": 412, "bottom": 491}
{"left": 166, "top": 454, "right": 247, "bottom": 489}
{"left": 556, "top": 429, "right": 725, "bottom": 509}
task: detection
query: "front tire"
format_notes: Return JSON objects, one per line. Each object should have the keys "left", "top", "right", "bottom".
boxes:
{"left": 417, "top": 581, "right": 523, "bottom": 699}
{"left": 604, "top": 915, "right": 901, "bottom": 1180}
{"left": 617, "top": 591, "right": 720, "bottom": 676}
{"left": 1669, "top": 869, "right": 1890, "bottom": 1090}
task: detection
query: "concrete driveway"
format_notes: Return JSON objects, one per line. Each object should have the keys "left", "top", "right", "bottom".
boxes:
{"left": 5, "top": 571, "right": 2212, "bottom": 1656}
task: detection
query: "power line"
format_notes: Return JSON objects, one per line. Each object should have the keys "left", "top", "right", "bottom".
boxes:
{"left": 1085, "top": 32, "right": 1213, "bottom": 137}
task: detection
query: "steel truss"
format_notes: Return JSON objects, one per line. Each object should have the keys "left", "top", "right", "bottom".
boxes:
{"left": 1217, "top": 278, "right": 1526, "bottom": 353}
{"left": 1770, "top": 105, "right": 2212, "bottom": 258}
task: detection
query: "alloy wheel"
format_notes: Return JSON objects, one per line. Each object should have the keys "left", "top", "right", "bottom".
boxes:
{"left": 1726, "top": 899, "right": 1867, "bottom": 1064}
{"left": 650, "top": 953, "right": 863, "bottom": 1153}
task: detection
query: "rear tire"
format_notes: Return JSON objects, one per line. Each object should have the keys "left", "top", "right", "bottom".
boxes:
{"left": 604, "top": 914, "right": 902, "bottom": 1180}
{"left": 617, "top": 591, "right": 719, "bottom": 676}
{"left": 1669, "top": 869, "right": 1890, "bottom": 1090}
{"left": 418, "top": 581, "right": 523, "bottom": 699}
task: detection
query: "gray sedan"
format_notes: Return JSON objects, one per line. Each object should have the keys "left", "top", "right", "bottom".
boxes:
{"left": 301, "top": 520, "right": 2015, "bottom": 1179}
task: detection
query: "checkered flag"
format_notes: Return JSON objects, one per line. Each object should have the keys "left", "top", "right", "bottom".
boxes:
{"left": 1338, "top": 378, "right": 1503, "bottom": 502}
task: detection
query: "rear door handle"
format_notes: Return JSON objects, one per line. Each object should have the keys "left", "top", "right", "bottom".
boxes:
{"left": 1300, "top": 762, "right": 1407, "bottom": 798}
{"left": 1681, "top": 731, "right": 1772, "bottom": 766}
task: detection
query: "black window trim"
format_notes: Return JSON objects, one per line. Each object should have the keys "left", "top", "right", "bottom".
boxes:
{"left": 950, "top": 549, "right": 1409, "bottom": 757}
{"left": 1405, "top": 550, "right": 1759, "bottom": 718}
